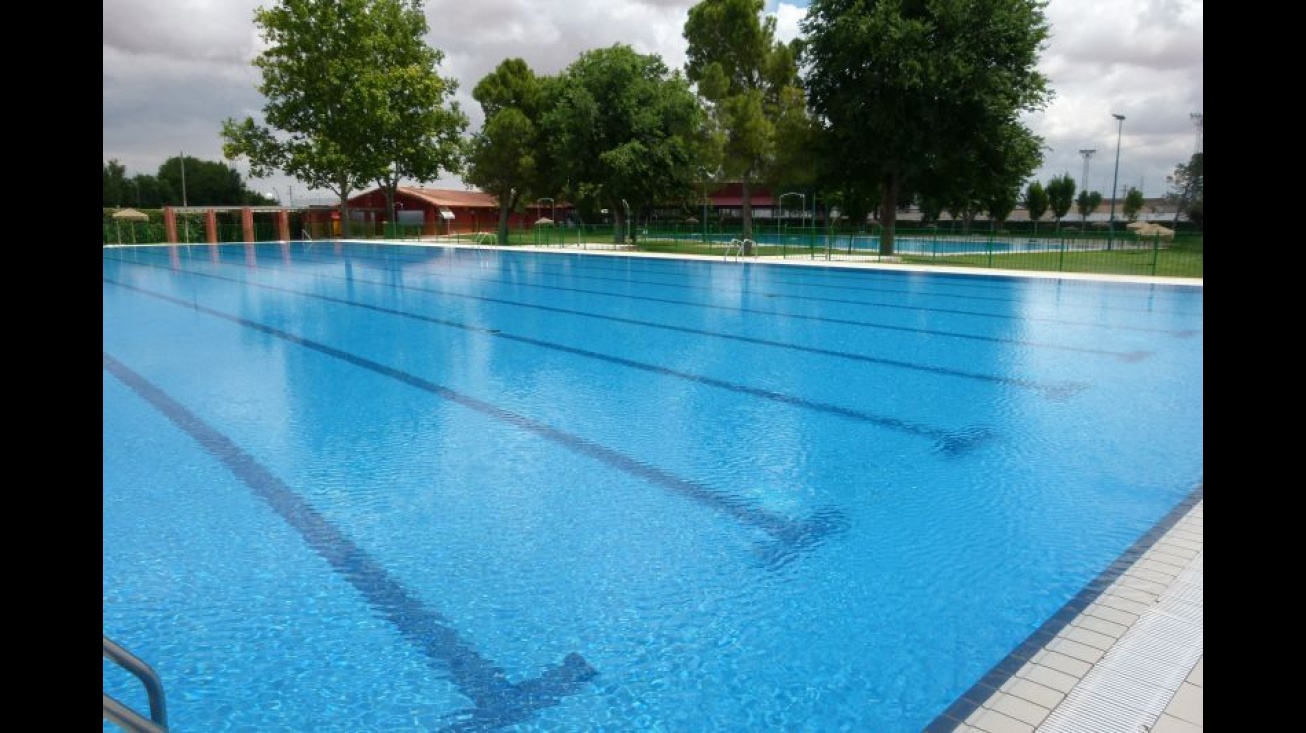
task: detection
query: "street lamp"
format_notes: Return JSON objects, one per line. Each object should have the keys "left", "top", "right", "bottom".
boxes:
{"left": 778, "top": 192, "right": 805, "bottom": 242}
{"left": 536, "top": 197, "right": 555, "bottom": 223}
{"left": 697, "top": 166, "right": 720, "bottom": 244}
{"left": 1107, "top": 114, "right": 1124, "bottom": 250}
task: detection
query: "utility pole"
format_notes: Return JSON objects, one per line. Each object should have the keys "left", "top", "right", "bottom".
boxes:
{"left": 180, "top": 151, "right": 190, "bottom": 243}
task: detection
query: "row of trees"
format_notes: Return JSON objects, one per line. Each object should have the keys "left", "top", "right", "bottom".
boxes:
{"left": 216, "top": 0, "right": 1059, "bottom": 254}
{"left": 115, "top": 0, "right": 1200, "bottom": 251}
{"left": 103, "top": 156, "right": 276, "bottom": 209}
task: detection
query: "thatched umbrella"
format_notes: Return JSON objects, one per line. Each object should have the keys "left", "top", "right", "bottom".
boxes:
{"left": 112, "top": 208, "right": 149, "bottom": 244}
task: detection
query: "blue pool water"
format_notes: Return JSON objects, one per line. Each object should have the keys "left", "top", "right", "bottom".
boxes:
{"left": 103, "top": 242, "right": 1203, "bottom": 732}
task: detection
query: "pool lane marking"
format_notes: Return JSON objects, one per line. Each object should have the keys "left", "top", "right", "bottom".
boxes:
{"left": 260, "top": 244, "right": 1198, "bottom": 338}
{"left": 103, "top": 352, "right": 597, "bottom": 729}
{"left": 104, "top": 281, "right": 847, "bottom": 561}
{"left": 105, "top": 262, "right": 1091, "bottom": 403}
{"left": 108, "top": 247, "right": 1181, "bottom": 353}
{"left": 106, "top": 274, "right": 1004, "bottom": 454}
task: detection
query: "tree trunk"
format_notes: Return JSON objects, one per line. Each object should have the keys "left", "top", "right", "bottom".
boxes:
{"left": 497, "top": 189, "right": 514, "bottom": 244}
{"left": 741, "top": 178, "right": 754, "bottom": 255}
{"left": 879, "top": 173, "right": 899, "bottom": 256}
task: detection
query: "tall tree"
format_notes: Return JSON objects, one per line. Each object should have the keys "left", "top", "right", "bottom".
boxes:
{"left": 1167, "top": 152, "right": 1203, "bottom": 229}
{"left": 543, "top": 44, "right": 706, "bottom": 245}
{"left": 1024, "top": 180, "right": 1049, "bottom": 234}
{"left": 361, "top": 0, "right": 467, "bottom": 235}
{"left": 1075, "top": 190, "right": 1103, "bottom": 224}
{"left": 684, "top": 0, "right": 807, "bottom": 252}
{"left": 104, "top": 160, "right": 129, "bottom": 208}
{"left": 465, "top": 59, "right": 550, "bottom": 243}
{"left": 802, "top": 0, "right": 1052, "bottom": 254}
{"left": 985, "top": 185, "right": 1019, "bottom": 232}
{"left": 1122, "top": 187, "right": 1144, "bottom": 222}
{"left": 1046, "top": 174, "right": 1076, "bottom": 230}
{"left": 222, "top": 0, "right": 461, "bottom": 234}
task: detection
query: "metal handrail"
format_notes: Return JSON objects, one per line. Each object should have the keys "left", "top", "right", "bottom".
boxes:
{"left": 103, "top": 635, "right": 168, "bottom": 731}
{"left": 103, "top": 692, "right": 167, "bottom": 733}
{"left": 723, "top": 238, "right": 755, "bottom": 260}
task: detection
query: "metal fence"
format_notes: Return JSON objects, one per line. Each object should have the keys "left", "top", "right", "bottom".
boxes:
{"left": 104, "top": 210, "right": 1202, "bottom": 280}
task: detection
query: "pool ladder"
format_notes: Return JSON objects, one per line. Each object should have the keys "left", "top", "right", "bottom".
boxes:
{"left": 723, "top": 238, "right": 755, "bottom": 260}
{"left": 103, "top": 635, "right": 169, "bottom": 732}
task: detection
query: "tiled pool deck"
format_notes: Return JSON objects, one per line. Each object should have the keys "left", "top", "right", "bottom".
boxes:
{"left": 395, "top": 241, "right": 1206, "bottom": 732}
{"left": 928, "top": 493, "right": 1203, "bottom": 733}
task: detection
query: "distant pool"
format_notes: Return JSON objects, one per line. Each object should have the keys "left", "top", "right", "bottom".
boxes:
{"left": 674, "top": 231, "right": 1117, "bottom": 256}
{"left": 104, "top": 242, "right": 1203, "bottom": 731}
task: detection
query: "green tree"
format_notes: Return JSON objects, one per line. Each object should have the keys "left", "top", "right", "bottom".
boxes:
{"left": 1024, "top": 180, "right": 1049, "bottom": 234}
{"left": 1046, "top": 174, "right": 1075, "bottom": 230}
{"left": 543, "top": 44, "right": 705, "bottom": 245}
{"left": 684, "top": 0, "right": 807, "bottom": 252}
{"left": 466, "top": 58, "right": 550, "bottom": 243}
{"left": 1122, "top": 187, "right": 1144, "bottom": 222}
{"left": 1075, "top": 190, "right": 1103, "bottom": 224}
{"left": 986, "top": 185, "right": 1019, "bottom": 232}
{"left": 361, "top": 0, "right": 467, "bottom": 235}
{"left": 801, "top": 0, "right": 1051, "bottom": 255}
{"left": 1167, "top": 152, "right": 1202, "bottom": 229}
{"left": 156, "top": 155, "right": 252, "bottom": 206}
{"left": 104, "top": 160, "right": 129, "bottom": 208}
{"left": 222, "top": 0, "right": 458, "bottom": 234}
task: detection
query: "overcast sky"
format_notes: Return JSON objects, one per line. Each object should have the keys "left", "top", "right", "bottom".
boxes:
{"left": 103, "top": 0, "right": 1203, "bottom": 207}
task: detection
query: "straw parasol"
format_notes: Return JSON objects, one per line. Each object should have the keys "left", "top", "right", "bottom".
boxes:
{"left": 535, "top": 216, "right": 554, "bottom": 226}
{"left": 113, "top": 208, "right": 149, "bottom": 244}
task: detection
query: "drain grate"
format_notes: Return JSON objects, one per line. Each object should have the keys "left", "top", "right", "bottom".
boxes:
{"left": 1039, "top": 544, "right": 1203, "bottom": 732}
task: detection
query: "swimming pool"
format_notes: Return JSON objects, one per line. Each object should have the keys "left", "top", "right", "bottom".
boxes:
{"left": 103, "top": 242, "right": 1203, "bottom": 732}
{"left": 667, "top": 231, "right": 1134, "bottom": 258}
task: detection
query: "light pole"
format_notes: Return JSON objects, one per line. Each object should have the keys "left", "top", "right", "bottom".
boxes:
{"left": 537, "top": 197, "right": 555, "bottom": 245}
{"left": 1077, "top": 149, "right": 1096, "bottom": 195}
{"left": 1107, "top": 114, "right": 1124, "bottom": 250}
{"left": 536, "top": 197, "right": 555, "bottom": 223}
{"left": 697, "top": 166, "right": 720, "bottom": 244}
{"left": 779, "top": 192, "right": 804, "bottom": 244}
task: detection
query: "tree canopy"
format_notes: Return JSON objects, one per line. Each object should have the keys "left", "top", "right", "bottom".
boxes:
{"left": 801, "top": 0, "right": 1052, "bottom": 253}
{"left": 1024, "top": 180, "right": 1049, "bottom": 233}
{"left": 1167, "top": 152, "right": 1203, "bottom": 229}
{"left": 221, "top": 0, "right": 464, "bottom": 231}
{"left": 465, "top": 58, "right": 552, "bottom": 243}
{"left": 1046, "top": 173, "right": 1075, "bottom": 228}
{"left": 684, "top": 0, "right": 811, "bottom": 248}
{"left": 543, "top": 44, "right": 706, "bottom": 244}
{"left": 103, "top": 156, "right": 274, "bottom": 208}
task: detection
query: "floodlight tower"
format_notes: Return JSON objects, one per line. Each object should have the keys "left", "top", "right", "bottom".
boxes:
{"left": 1191, "top": 113, "right": 1203, "bottom": 153}
{"left": 1078, "top": 149, "right": 1097, "bottom": 194}
{"left": 1107, "top": 114, "right": 1125, "bottom": 250}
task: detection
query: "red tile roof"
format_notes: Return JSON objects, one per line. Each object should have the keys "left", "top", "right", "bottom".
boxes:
{"left": 398, "top": 186, "right": 500, "bottom": 209}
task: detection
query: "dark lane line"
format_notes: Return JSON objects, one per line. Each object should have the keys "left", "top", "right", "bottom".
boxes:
{"left": 107, "top": 272, "right": 1031, "bottom": 454}
{"left": 104, "top": 280, "right": 846, "bottom": 563}
{"left": 271, "top": 241, "right": 1199, "bottom": 322}
{"left": 103, "top": 352, "right": 597, "bottom": 731}
{"left": 105, "top": 260, "right": 1096, "bottom": 400}
{"left": 110, "top": 246, "right": 1196, "bottom": 340}
{"left": 257, "top": 243, "right": 1201, "bottom": 329}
